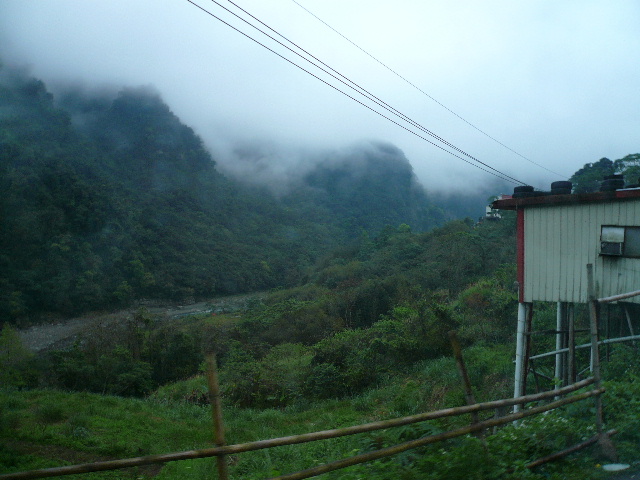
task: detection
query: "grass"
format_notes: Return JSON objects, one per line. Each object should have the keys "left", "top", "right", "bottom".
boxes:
{"left": 1, "top": 344, "right": 634, "bottom": 480}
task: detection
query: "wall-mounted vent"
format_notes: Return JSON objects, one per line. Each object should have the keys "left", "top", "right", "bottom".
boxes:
{"left": 600, "top": 225, "right": 640, "bottom": 257}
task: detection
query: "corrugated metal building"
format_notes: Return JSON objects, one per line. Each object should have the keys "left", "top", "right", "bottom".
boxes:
{"left": 493, "top": 188, "right": 640, "bottom": 402}
{"left": 495, "top": 190, "right": 640, "bottom": 304}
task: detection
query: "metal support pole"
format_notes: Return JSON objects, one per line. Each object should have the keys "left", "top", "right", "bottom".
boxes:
{"left": 624, "top": 306, "right": 637, "bottom": 350}
{"left": 555, "top": 302, "right": 566, "bottom": 390}
{"left": 514, "top": 302, "right": 528, "bottom": 412}
{"left": 587, "top": 264, "right": 618, "bottom": 461}
{"left": 568, "top": 306, "right": 576, "bottom": 383}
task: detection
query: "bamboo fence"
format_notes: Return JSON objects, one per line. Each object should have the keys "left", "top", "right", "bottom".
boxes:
{"left": 0, "top": 375, "right": 604, "bottom": 480}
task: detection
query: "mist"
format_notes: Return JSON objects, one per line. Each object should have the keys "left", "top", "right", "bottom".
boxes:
{"left": 1, "top": 0, "right": 638, "bottom": 194}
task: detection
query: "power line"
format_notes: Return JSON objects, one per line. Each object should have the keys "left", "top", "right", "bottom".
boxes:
{"left": 290, "top": 0, "right": 569, "bottom": 180}
{"left": 214, "top": 0, "right": 526, "bottom": 185}
{"left": 186, "top": 0, "right": 526, "bottom": 185}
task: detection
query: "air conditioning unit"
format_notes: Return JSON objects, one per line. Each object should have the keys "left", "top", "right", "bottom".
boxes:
{"left": 600, "top": 226, "right": 625, "bottom": 256}
{"left": 600, "top": 241, "right": 623, "bottom": 256}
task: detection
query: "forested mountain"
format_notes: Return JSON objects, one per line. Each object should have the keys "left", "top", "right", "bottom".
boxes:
{"left": 0, "top": 66, "right": 453, "bottom": 323}
{"left": 283, "top": 142, "right": 449, "bottom": 233}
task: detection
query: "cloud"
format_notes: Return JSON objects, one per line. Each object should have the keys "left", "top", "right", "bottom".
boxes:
{"left": 1, "top": 0, "right": 638, "bottom": 192}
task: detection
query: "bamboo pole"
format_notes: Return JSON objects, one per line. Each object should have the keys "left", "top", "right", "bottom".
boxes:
{"left": 206, "top": 353, "right": 229, "bottom": 480}
{"left": 448, "top": 331, "right": 481, "bottom": 437}
{"left": 529, "top": 334, "right": 640, "bottom": 361}
{"left": 267, "top": 390, "right": 604, "bottom": 480}
{"left": 0, "top": 380, "right": 597, "bottom": 480}
{"left": 598, "top": 289, "right": 640, "bottom": 304}
{"left": 525, "top": 429, "right": 617, "bottom": 470}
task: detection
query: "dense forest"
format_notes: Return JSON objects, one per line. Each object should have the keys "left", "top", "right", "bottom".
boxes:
{"left": 0, "top": 64, "right": 503, "bottom": 324}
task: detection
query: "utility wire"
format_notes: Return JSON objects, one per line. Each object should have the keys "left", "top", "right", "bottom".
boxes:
{"left": 290, "top": 0, "right": 569, "bottom": 180}
{"left": 186, "top": 0, "right": 525, "bottom": 185}
{"left": 215, "top": 0, "right": 525, "bottom": 185}
{"left": 221, "top": 0, "right": 525, "bottom": 185}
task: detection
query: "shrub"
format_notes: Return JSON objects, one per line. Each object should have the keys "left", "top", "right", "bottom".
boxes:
{"left": 455, "top": 266, "right": 517, "bottom": 345}
{"left": 220, "top": 343, "right": 313, "bottom": 408}
{"left": 0, "top": 325, "right": 39, "bottom": 388}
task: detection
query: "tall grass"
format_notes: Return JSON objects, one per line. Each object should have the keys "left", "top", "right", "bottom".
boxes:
{"left": 1, "top": 344, "right": 627, "bottom": 480}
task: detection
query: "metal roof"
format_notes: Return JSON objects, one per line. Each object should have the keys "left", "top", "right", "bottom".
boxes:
{"left": 492, "top": 188, "right": 640, "bottom": 211}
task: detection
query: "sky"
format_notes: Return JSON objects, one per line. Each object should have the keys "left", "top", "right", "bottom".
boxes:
{"left": 1, "top": 0, "right": 639, "bottom": 193}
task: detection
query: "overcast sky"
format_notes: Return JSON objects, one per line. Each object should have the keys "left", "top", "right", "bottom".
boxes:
{"left": 1, "top": 0, "right": 639, "bottom": 192}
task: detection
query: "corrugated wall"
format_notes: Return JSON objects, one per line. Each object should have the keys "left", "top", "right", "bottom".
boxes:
{"left": 523, "top": 200, "right": 640, "bottom": 303}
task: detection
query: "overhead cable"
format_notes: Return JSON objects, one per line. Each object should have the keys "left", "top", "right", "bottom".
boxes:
{"left": 290, "top": 0, "right": 569, "bottom": 180}
{"left": 186, "top": 0, "right": 526, "bottom": 185}
{"left": 220, "top": 0, "right": 525, "bottom": 185}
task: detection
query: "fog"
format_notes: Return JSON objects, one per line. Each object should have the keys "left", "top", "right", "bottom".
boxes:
{"left": 1, "top": 0, "right": 638, "bottom": 193}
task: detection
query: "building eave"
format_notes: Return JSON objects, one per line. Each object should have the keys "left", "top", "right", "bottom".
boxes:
{"left": 493, "top": 188, "right": 640, "bottom": 211}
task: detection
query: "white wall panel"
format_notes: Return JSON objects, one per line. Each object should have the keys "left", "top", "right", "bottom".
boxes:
{"left": 523, "top": 200, "right": 640, "bottom": 303}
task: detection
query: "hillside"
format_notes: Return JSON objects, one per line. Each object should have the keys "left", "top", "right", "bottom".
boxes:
{"left": 4, "top": 63, "right": 640, "bottom": 479}
{"left": 0, "top": 66, "right": 457, "bottom": 324}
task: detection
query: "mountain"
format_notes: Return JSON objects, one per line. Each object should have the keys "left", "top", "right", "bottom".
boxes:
{"left": 0, "top": 66, "right": 459, "bottom": 323}
{"left": 285, "top": 142, "right": 449, "bottom": 233}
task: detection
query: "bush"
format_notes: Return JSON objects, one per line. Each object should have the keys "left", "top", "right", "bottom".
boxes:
{"left": 455, "top": 266, "right": 517, "bottom": 345}
{"left": 46, "top": 344, "right": 153, "bottom": 397}
{"left": 220, "top": 343, "right": 313, "bottom": 408}
{"left": 146, "top": 328, "right": 202, "bottom": 385}
{"left": 0, "top": 325, "right": 39, "bottom": 388}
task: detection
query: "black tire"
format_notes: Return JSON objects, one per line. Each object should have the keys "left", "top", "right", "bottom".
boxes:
{"left": 550, "top": 188, "right": 572, "bottom": 195}
{"left": 600, "top": 179, "right": 624, "bottom": 191}
{"left": 513, "top": 191, "right": 536, "bottom": 198}
{"left": 551, "top": 181, "right": 572, "bottom": 190}
{"left": 513, "top": 185, "right": 534, "bottom": 193}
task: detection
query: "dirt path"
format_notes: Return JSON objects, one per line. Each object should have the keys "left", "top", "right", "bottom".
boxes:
{"left": 18, "top": 293, "right": 264, "bottom": 352}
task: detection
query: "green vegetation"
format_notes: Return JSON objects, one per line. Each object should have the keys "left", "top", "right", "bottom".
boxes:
{"left": 0, "top": 65, "right": 466, "bottom": 325}
{"left": 2, "top": 218, "right": 636, "bottom": 478}
{"left": 2, "top": 64, "right": 640, "bottom": 479}
{"left": 4, "top": 346, "right": 637, "bottom": 479}
{"left": 570, "top": 154, "right": 640, "bottom": 193}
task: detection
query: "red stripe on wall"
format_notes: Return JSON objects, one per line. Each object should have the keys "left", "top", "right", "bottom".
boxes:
{"left": 517, "top": 208, "right": 525, "bottom": 303}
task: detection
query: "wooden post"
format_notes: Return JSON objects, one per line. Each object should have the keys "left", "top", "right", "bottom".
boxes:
{"left": 206, "top": 353, "right": 229, "bottom": 480}
{"left": 448, "top": 331, "right": 483, "bottom": 438}
{"left": 587, "top": 264, "right": 618, "bottom": 462}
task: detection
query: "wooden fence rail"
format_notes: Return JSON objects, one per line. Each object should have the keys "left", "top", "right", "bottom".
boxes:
{"left": 0, "top": 378, "right": 599, "bottom": 480}
{"left": 267, "top": 389, "right": 604, "bottom": 480}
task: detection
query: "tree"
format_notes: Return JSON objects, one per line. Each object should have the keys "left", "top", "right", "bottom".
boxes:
{"left": 614, "top": 153, "right": 640, "bottom": 185}
{"left": 569, "top": 157, "right": 614, "bottom": 193}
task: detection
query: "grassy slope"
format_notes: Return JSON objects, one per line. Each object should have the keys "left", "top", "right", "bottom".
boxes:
{"left": 3, "top": 343, "right": 631, "bottom": 480}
